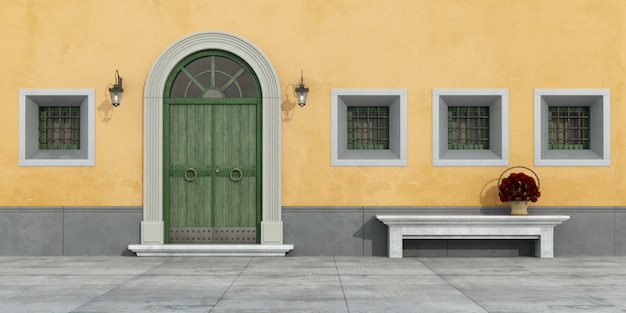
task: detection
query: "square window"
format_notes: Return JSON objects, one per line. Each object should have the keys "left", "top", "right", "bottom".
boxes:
{"left": 448, "top": 106, "right": 490, "bottom": 150}
{"left": 39, "top": 106, "right": 81, "bottom": 150}
{"left": 19, "top": 89, "right": 95, "bottom": 166}
{"left": 331, "top": 89, "right": 406, "bottom": 166}
{"left": 548, "top": 106, "right": 590, "bottom": 150}
{"left": 534, "top": 88, "right": 609, "bottom": 166}
{"left": 347, "top": 106, "right": 389, "bottom": 150}
{"left": 433, "top": 89, "right": 508, "bottom": 166}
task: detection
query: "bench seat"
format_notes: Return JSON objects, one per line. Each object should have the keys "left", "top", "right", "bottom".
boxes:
{"left": 376, "top": 215, "right": 570, "bottom": 258}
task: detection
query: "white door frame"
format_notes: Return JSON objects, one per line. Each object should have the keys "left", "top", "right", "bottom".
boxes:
{"left": 140, "top": 30, "right": 284, "bottom": 245}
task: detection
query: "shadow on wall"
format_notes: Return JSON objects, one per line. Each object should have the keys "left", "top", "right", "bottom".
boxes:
{"left": 480, "top": 178, "right": 501, "bottom": 207}
{"left": 354, "top": 215, "right": 389, "bottom": 256}
{"left": 282, "top": 98, "right": 297, "bottom": 122}
{"left": 97, "top": 85, "right": 115, "bottom": 122}
{"left": 98, "top": 100, "right": 114, "bottom": 122}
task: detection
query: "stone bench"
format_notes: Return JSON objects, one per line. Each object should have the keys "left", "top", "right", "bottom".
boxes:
{"left": 376, "top": 215, "right": 570, "bottom": 258}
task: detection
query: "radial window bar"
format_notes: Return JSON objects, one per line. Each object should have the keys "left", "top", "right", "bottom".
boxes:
{"left": 39, "top": 106, "right": 80, "bottom": 150}
{"left": 169, "top": 55, "right": 257, "bottom": 99}
{"left": 549, "top": 106, "right": 590, "bottom": 150}
{"left": 448, "top": 106, "right": 489, "bottom": 150}
{"left": 347, "top": 106, "right": 389, "bottom": 150}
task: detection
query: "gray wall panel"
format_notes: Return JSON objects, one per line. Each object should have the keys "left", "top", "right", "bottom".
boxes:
{"left": 615, "top": 208, "right": 626, "bottom": 256}
{"left": 2, "top": 206, "right": 623, "bottom": 257}
{"left": 0, "top": 207, "right": 63, "bottom": 256}
{"left": 533, "top": 207, "right": 616, "bottom": 256}
{"left": 0, "top": 206, "right": 141, "bottom": 256}
{"left": 445, "top": 239, "right": 534, "bottom": 257}
{"left": 63, "top": 207, "right": 142, "bottom": 256}
{"left": 403, "top": 240, "right": 448, "bottom": 257}
{"left": 362, "top": 213, "right": 388, "bottom": 256}
{"left": 283, "top": 207, "right": 364, "bottom": 256}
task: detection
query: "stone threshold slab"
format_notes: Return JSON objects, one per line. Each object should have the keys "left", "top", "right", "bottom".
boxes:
{"left": 128, "top": 244, "right": 294, "bottom": 257}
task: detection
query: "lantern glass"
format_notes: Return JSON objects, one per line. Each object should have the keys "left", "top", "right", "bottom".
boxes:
{"left": 109, "top": 85, "right": 123, "bottom": 107}
{"left": 295, "top": 85, "right": 309, "bottom": 107}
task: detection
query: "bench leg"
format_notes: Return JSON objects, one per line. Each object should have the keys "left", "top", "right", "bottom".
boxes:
{"left": 536, "top": 227, "right": 554, "bottom": 258}
{"left": 388, "top": 227, "right": 403, "bottom": 258}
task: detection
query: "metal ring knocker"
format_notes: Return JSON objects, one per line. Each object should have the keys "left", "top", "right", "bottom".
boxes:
{"left": 229, "top": 167, "right": 243, "bottom": 182}
{"left": 184, "top": 167, "right": 198, "bottom": 182}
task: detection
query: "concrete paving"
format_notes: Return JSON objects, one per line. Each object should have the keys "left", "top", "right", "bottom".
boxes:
{"left": 1, "top": 256, "right": 625, "bottom": 313}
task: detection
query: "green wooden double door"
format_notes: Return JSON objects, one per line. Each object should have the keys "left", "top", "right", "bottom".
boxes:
{"left": 164, "top": 50, "right": 262, "bottom": 243}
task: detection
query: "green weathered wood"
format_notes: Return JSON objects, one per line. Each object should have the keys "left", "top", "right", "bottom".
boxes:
{"left": 168, "top": 104, "right": 214, "bottom": 229}
{"left": 212, "top": 104, "right": 257, "bottom": 228}
{"left": 169, "top": 177, "right": 212, "bottom": 227}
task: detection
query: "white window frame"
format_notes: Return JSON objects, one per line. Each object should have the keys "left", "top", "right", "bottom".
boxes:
{"left": 19, "top": 89, "right": 95, "bottom": 166}
{"left": 331, "top": 89, "right": 407, "bottom": 166}
{"left": 534, "top": 88, "right": 610, "bottom": 166}
{"left": 432, "top": 88, "right": 508, "bottom": 166}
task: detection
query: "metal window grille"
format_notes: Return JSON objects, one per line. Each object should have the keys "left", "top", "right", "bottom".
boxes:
{"left": 39, "top": 106, "right": 80, "bottom": 150}
{"left": 549, "top": 106, "right": 590, "bottom": 150}
{"left": 448, "top": 106, "right": 489, "bottom": 149}
{"left": 347, "top": 106, "right": 389, "bottom": 150}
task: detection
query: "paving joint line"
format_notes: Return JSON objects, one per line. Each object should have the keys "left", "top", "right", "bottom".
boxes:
{"left": 415, "top": 257, "right": 490, "bottom": 313}
{"left": 523, "top": 262, "right": 623, "bottom": 311}
{"left": 69, "top": 257, "right": 170, "bottom": 313}
{"left": 333, "top": 256, "right": 351, "bottom": 313}
{"left": 208, "top": 257, "right": 254, "bottom": 313}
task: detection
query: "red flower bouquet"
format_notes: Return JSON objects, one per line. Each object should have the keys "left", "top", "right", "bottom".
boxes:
{"left": 499, "top": 171, "right": 541, "bottom": 203}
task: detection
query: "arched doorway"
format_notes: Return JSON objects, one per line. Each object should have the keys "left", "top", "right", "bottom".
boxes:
{"left": 133, "top": 31, "right": 290, "bottom": 254}
{"left": 163, "top": 50, "right": 262, "bottom": 243}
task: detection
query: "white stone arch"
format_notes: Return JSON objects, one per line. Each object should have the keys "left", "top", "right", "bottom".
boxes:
{"left": 140, "top": 31, "right": 283, "bottom": 245}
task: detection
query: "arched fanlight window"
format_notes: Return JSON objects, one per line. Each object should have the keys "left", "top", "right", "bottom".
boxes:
{"left": 167, "top": 50, "right": 260, "bottom": 99}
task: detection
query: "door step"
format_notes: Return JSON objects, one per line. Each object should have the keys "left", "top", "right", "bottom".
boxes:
{"left": 128, "top": 244, "right": 294, "bottom": 257}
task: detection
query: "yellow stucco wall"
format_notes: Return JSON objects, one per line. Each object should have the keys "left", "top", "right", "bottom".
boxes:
{"left": 0, "top": 0, "right": 624, "bottom": 207}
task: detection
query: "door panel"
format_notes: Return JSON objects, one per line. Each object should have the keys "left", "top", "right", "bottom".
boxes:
{"left": 167, "top": 103, "right": 257, "bottom": 242}
{"left": 213, "top": 104, "right": 257, "bottom": 228}
{"left": 169, "top": 176, "right": 212, "bottom": 227}
{"left": 169, "top": 104, "right": 213, "bottom": 229}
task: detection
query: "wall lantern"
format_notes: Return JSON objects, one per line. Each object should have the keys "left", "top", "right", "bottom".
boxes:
{"left": 294, "top": 70, "right": 309, "bottom": 107}
{"left": 108, "top": 70, "right": 124, "bottom": 107}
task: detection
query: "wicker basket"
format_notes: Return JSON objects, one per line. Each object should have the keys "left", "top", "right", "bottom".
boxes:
{"left": 509, "top": 200, "right": 529, "bottom": 215}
